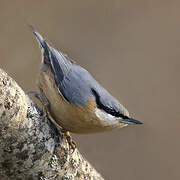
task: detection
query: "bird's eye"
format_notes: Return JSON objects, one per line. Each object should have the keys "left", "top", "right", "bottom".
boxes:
{"left": 108, "top": 108, "right": 121, "bottom": 117}
{"left": 91, "top": 88, "right": 125, "bottom": 118}
{"left": 108, "top": 108, "right": 116, "bottom": 115}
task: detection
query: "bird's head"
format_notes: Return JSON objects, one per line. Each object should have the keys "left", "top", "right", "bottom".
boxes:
{"left": 91, "top": 88, "right": 142, "bottom": 128}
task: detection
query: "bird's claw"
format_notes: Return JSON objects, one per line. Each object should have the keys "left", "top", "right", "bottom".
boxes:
{"left": 63, "top": 130, "right": 77, "bottom": 152}
{"left": 27, "top": 90, "right": 77, "bottom": 152}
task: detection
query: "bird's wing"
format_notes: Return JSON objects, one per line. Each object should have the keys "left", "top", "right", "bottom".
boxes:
{"left": 31, "top": 27, "right": 128, "bottom": 115}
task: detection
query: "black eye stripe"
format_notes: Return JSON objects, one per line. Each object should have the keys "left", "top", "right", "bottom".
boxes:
{"left": 91, "top": 88, "right": 127, "bottom": 118}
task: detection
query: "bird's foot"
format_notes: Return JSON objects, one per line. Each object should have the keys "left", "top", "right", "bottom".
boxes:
{"left": 42, "top": 106, "right": 77, "bottom": 152}
{"left": 27, "top": 90, "right": 77, "bottom": 152}
{"left": 62, "top": 130, "right": 76, "bottom": 152}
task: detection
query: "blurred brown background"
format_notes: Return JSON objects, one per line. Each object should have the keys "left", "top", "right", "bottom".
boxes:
{"left": 0, "top": 0, "right": 180, "bottom": 179}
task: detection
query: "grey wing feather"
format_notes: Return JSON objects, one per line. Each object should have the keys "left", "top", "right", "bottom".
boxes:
{"left": 59, "top": 64, "right": 129, "bottom": 116}
{"left": 59, "top": 63, "right": 124, "bottom": 114}
{"left": 48, "top": 46, "right": 74, "bottom": 83}
{"left": 59, "top": 64, "right": 94, "bottom": 106}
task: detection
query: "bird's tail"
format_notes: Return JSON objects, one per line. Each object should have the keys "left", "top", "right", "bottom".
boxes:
{"left": 29, "top": 25, "right": 51, "bottom": 64}
{"left": 29, "top": 25, "right": 74, "bottom": 85}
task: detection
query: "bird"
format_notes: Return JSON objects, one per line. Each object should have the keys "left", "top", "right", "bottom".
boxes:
{"left": 30, "top": 26, "right": 142, "bottom": 149}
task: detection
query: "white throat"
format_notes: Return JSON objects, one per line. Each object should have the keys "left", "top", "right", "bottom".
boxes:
{"left": 95, "top": 108, "right": 128, "bottom": 128}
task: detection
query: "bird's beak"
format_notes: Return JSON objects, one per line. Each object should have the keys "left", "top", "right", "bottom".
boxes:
{"left": 122, "top": 117, "right": 143, "bottom": 125}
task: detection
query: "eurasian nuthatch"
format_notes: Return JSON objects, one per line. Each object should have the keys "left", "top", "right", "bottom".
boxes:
{"left": 30, "top": 27, "right": 142, "bottom": 136}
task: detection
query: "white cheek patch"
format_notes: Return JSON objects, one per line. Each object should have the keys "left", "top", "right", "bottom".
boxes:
{"left": 95, "top": 108, "right": 128, "bottom": 128}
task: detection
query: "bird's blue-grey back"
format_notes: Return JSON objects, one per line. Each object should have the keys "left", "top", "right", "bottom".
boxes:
{"left": 31, "top": 28, "right": 129, "bottom": 117}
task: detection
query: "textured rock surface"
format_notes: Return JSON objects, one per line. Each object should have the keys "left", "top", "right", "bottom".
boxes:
{"left": 0, "top": 68, "right": 104, "bottom": 180}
